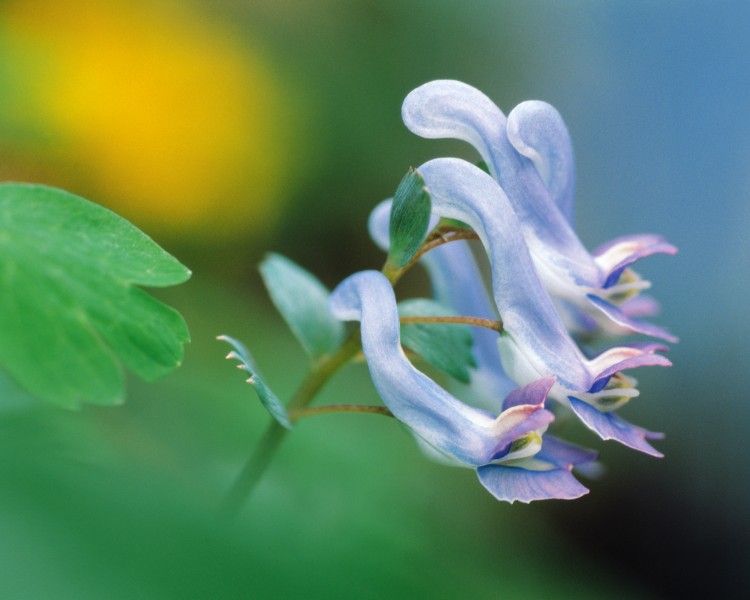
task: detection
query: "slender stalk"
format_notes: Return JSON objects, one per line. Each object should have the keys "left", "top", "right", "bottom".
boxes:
{"left": 384, "top": 227, "right": 479, "bottom": 286}
{"left": 219, "top": 332, "right": 362, "bottom": 519}
{"left": 219, "top": 421, "right": 286, "bottom": 519}
{"left": 416, "top": 227, "right": 479, "bottom": 263}
{"left": 290, "top": 404, "right": 393, "bottom": 420}
{"left": 400, "top": 314, "right": 503, "bottom": 332}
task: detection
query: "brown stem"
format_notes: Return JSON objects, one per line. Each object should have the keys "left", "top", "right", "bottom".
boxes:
{"left": 290, "top": 404, "right": 394, "bottom": 420}
{"left": 417, "top": 227, "right": 479, "bottom": 261}
{"left": 383, "top": 227, "right": 479, "bottom": 286}
{"left": 399, "top": 314, "right": 503, "bottom": 332}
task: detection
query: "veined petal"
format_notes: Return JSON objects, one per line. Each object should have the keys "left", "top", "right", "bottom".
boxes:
{"left": 403, "top": 80, "right": 600, "bottom": 288}
{"left": 536, "top": 435, "right": 598, "bottom": 469}
{"left": 593, "top": 234, "right": 678, "bottom": 288}
{"left": 417, "top": 157, "right": 593, "bottom": 392}
{"left": 587, "top": 343, "right": 672, "bottom": 385}
{"left": 568, "top": 397, "right": 664, "bottom": 456}
{"left": 491, "top": 403, "right": 555, "bottom": 460}
{"left": 477, "top": 463, "right": 589, "bottom": 503}
{"left": 502, "top": 376, "right": 555, "bottom": 410}
{"left": 546, "top": 342, "right": 671, "bottom": 427}
{"left": 329, "top": 270, "right": 548, "bottom": 466}
{"left": 587, "top": 295, "right": 679, "bottom": 342}
{"left": 402, "top": 79, "right": 506, "bottom": 164}
{"left": 506, "top": 100, "right": 576, "bottom": 224}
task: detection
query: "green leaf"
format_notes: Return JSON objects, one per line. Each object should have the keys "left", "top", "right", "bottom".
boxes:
{"left": 217, "top": 335, "right": 292, "bottom": 429}
{"left": 259, "top": 253, "right": 344, "bottom": 359}
{"left": 387, "top": 169, "right": 432, "bottom": 268}
{"left": 436, "top": 217, "right": 472, "bottom": 230}
{"left": 475, "top": 159, "right": 491, "bottom": 175}
{"left": 0, "top": 183, "right": 191, "bottom": 408}
{"left": 398, "top": 299, "right": 477, "bottom": 384}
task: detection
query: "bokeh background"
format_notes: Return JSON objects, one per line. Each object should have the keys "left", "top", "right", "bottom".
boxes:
{"left": 1, "top": 0, "right": 747, "bottom": 598}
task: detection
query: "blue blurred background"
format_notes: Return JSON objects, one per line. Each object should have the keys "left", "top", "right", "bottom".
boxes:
{"left": 1, "top": 1, "right": 747, "bottom": 598}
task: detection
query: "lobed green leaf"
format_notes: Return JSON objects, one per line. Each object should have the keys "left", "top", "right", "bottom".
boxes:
{"left": 0, "top": 183, "right": 191, "bottom": 408}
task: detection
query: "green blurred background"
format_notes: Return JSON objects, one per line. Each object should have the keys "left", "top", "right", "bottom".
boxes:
{"left": 1, "top": 1, "right": 747, "bottom": 598}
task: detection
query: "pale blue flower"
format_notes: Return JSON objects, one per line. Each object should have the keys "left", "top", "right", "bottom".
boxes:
{"left": 329, "top": 270, "right": 593, "bottom": 502}
{"left": 369, "top": 155, "right": 669, "bottom": 454}
{"left": 403, "top": 80, "right": 677, "bottom": 342}
{"left": 416, "top": 157, "right": 671, "bottom": 455}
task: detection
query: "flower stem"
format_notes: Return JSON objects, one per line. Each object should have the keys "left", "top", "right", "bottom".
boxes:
{"left": 400, "top": 314, "right": 503, "bottom": 332}
{"left": 219, "top": 331, "right": 362, "bottom": 519}
{"left": 290, "top": 404, "right": 394, "bottom": 420}
{"left": 384, "top": 226, "right": 479, "bottom": 286}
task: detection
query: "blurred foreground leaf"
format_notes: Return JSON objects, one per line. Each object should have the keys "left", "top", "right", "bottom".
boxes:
{"left": 0, "top": 184, "right": 191, "bottom": 408}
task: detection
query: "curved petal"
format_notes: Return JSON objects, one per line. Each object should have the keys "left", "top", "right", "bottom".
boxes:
{"left": 506, "top": 100, "right": 576, "bottom": 223}
{"left": 492, "top": 404, "right": 555, "bottom": 460}
{"left": 587, "top": 295, "right": 679, "bottom": 342}
{"left": 403, "top": 80, "right": 599, "bottom": 288}
{"left": 477, "top": 464, "right": 589, "bottom": 503}
{"left": 402, "top": 79, "right": 506, "bottom": 165}
{"left": 588, "top": 344, "right": 672, "bottom": 385}
{"left": 417, "top": 157, "right": 593, "bottom": 392}
{"left": 329, "top": 270, "right": 549, "bottom": 466}
{"left": 567, "top": 397, "right": 664, "bottom": 457}
{"left": 502, "top": 376, "right": 555, "bottom": 410}
{"left": 593, "top": 234, "right": 678, "bottom": 288}
{"left": 536, "top": 435, "right": 598, "bottom": 468}
{"left": 368, "top": 199, "right": 515, "bottom": 407}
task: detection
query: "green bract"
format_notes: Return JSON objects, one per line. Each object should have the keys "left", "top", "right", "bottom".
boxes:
{"left": 398, "top": 298, "right": 476, "bottom": 384}
{"left": 217, "top": 335, "right": 292, "bottom": 429}
{"left": 259, "top": 253, "right": 344, "bottom": 360}
{"left": 387, "top": 169, "right": 432, "bottom": 268}
{"left": 0, "top": 183, "right": 191, "bottom": 408}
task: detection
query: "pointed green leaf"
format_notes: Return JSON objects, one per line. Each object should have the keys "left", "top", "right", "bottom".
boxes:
{"left": 259, "top": 253, "right": 344, "bottom": 359}
{"left": 475, "top": 160, "right": 491, "bottom": 175}
{"left": 217, "top": 335, "right": 292, "bottom": 429}
{"left": 387, "top": 169, "right": 432, "bottom": 268}
{"left": 399, "top": 299, "right": 477, "bottom": 384}
{"left": 0, "top": 183, "right": 191, "bottom": 408}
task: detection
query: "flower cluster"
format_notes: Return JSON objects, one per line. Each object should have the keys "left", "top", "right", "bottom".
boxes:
{"left": 330, "top": 80, "right": 676, "bottom": 503}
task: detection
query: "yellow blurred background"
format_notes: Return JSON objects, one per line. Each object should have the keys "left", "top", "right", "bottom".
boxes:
{"left": 0, "top": 0, "right": 302, "bottom": 241}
